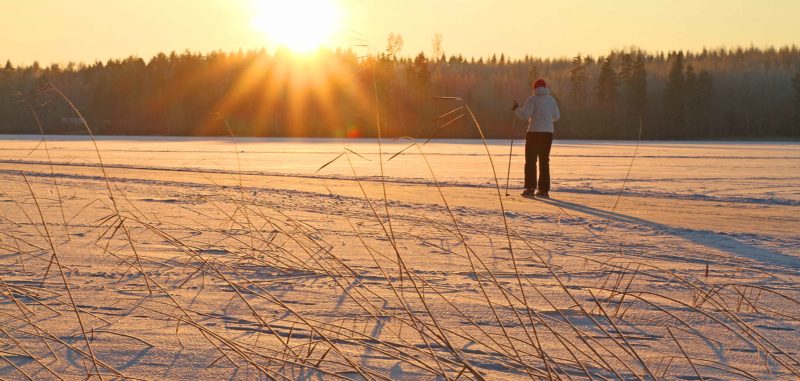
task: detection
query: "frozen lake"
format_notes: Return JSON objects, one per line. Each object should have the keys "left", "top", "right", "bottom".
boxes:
{"left": 1, "top": 135, "right": 798, "bottom": 380}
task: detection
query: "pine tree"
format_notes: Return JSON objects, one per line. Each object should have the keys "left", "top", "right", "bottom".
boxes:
{"left": 664, "top": 52, "right": 686, "bottom": 137}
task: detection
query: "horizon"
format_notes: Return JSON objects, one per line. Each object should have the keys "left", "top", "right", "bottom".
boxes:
{"left": 5, "top": 43, "right": 799, "bottom": 68}
{"left": 3, "top": 0, "right": 799, "bottom": 66}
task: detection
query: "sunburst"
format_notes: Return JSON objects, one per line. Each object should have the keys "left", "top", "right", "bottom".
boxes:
{"left": 250, "top": 0, "right": 342, "bottom": 53}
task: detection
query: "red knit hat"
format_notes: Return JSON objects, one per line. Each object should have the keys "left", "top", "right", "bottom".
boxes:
{"left": 533, "top": 78, "right": 547, "bottom": 89}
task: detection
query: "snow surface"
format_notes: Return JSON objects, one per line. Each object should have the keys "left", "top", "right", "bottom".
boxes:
{"left": 0, "top": 136, "right": 798, "bottom": 380}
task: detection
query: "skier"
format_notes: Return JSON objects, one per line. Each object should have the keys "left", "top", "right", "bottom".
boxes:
{"left": 513, "top": 78, "right": 560, "bottom": 198}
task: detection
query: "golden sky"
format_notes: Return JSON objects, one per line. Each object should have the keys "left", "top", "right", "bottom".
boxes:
{"left": 3, "top": 0, "right": 799, "bottom": 65}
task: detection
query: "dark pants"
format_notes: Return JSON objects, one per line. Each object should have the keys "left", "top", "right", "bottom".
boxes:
{"left": 525, "top": 132, "right": 553, "bottom": 191}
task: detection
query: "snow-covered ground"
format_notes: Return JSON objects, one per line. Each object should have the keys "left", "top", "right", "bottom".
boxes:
{"left": 0, "top": 136, "right": 798, "bottom": 380}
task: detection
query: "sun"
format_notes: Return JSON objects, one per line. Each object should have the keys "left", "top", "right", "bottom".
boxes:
{"left": 250, "top": 0, "right": 342, "bottom": 53}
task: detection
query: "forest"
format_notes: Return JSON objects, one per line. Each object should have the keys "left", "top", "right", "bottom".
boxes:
{"left": 1, "top": 43, "right": 799, "bottom": 140}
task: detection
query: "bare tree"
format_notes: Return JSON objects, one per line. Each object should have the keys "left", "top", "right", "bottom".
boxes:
{"left": 432, "top": 33, "right": 443, "bottom": 61}
{"left": 386, "top": 33, "right": 404, "bottom": 58}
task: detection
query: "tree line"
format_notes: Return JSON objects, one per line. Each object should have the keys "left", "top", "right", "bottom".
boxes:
{"left": 1, "top": 45, "right": 799, "bottom": 139}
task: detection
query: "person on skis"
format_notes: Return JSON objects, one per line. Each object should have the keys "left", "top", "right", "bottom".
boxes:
{"left": 513, "top": 78, "right": 560, "bottom": 198}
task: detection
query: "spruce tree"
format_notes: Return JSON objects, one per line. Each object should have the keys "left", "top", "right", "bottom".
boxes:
{"left": 685, "top": 65, "right": 697, "bottom": 92}
{"left": 793, "top": 68, "right": 800, "bottom": 101}
{"left": 793, "top": 67, "right": 800, "bottom": 104}
{"left": 408, "top": 52, "right": 430, "bottom": 93}
{"left": 595, "top": 56, "right": 619, "bottom": 136}
{"left": 596, "top": 56, "right": 617, "bottom": 105}
{"left": 619, "top": 54, "right": 633, "bottom": 82}
{"left": 696, "top": 70, "right": 714, "bottom": 137}
{"left": 629, "top": 53, "right": 648, "bottom": 120}
{"left": 618, "top": 53, "right": 633, "bottom": 115}
{"left": 685, "top": 64, "right": 698, "bottom": 137}
{"left": 570, "top": 55, "right": 587, "bottom": 106}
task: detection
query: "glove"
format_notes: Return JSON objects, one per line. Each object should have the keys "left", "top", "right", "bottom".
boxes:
{"left": 512, "top": 100, "right": 519, "bottom": 111}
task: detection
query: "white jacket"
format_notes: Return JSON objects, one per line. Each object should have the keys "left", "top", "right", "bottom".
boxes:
{"left": 514, "top": 87, "right": 560, "bottom": 133}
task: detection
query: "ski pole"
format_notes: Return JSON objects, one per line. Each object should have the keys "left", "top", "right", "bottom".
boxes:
{"left": 504, "top": 114, "right": 516, "bottom": 196}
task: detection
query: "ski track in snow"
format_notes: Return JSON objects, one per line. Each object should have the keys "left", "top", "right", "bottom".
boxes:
{"left": 2, "top": 158, "right": 799, "bottom": 207}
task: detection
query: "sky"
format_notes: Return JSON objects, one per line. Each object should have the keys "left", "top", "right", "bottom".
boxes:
{"left": 2, "top": 0, "right": 799, "bottom": 65}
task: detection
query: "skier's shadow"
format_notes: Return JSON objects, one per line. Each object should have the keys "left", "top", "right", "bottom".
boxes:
{"left": 535, "top": 197, "right": 799, "bottom": 271}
